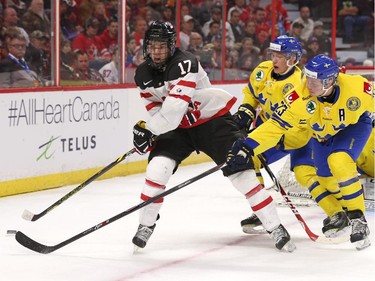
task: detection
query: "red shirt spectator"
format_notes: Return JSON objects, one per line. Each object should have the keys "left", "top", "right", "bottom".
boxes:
{"left": 95, "top": 18, "right": 118, "bottom": 55}
{"left": 227, "top": 0, "right": 252, "bottom": 26}
{"left": 264, "top": 0, "right": 291, "bottom": 33}
{"left": 254, "top": 7, "right": 271, "bottom": 37}
{"left": 73, "top": 17, "right": 110, "bottom": 61}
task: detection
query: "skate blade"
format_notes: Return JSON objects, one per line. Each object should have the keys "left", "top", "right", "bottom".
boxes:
{"left": 282, "top": 241, "right": 296, "bottom": 253}
{"left": 133, "top": 245, "right": 141, "bottom": 254}
{"left": 355, "top": 237, "right": 371, "bottom": 251}
{"left": 242, "top": 225, "right": 267, "bottom": 234}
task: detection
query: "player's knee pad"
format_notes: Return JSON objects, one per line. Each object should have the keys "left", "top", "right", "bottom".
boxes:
{"left": 328, "top": 153, "right": 364, "bottom": 211}
{"left": 309, "top": 180, "right": 343, "bottom": 217}
{"left": 317, "top": 175, "right": 347, "bottom": 209}
{"left": 146, "top": 156, "right": 176, "bottom": 186}
{"left": 308, "top": 181, "right": 328, "bottom": 201}
{"left": 293, "top": 165, "right": 316, "bottom": 188}
{"left": 228, "top": 169, "right": 260, "bottom": 195}
{"left": 328, "top": 152, "right": 357, "bottom": 182}
{"left": 318, "top": 175, "right": 339, "bottom": 194}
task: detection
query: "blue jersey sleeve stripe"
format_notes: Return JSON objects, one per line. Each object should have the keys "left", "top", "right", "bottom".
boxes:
{"left": 248, "top": 82, "right": 256, "bottom": 97}
{"left": 243, "top": 137, "right": 260, "bottom": 150}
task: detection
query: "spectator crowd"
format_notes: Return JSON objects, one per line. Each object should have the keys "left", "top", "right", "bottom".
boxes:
{"left": 0, "top": 0, "right": 373, "bottom": 87}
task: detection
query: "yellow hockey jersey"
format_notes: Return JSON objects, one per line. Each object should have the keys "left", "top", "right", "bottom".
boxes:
{"left": 248, "top": 73, "right": 374, "bottom": 155}
{"left": 242, "top": 61, "right": 302, "bottom": 122}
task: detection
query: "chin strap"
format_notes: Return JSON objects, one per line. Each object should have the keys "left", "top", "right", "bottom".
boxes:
{"left": 318, "top": 84, "right": 335, "bottom": 97}
{"left": 280, "top": 58, "right": 299, "bottom": 75}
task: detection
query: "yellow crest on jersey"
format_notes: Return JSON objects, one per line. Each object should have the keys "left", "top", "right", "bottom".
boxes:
{"left": 282, "top": 83, "right": 294, "bottom": 95}
{"left": 346, "top": 97, "right": 361, "bottom": 111}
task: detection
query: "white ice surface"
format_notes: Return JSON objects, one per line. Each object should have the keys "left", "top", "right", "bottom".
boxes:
{"left": 1, "top": 160, "right": 374, "bottom": 281}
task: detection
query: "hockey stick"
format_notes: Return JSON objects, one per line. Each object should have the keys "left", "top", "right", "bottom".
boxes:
{"left": 15, "top": 163, "right": 224, "bottom": 254}
{"left": 22, "top": 148, "right": 136, "bottom": 222}
{"left": 258, "top": 155, "right": 349, "bottom": 244}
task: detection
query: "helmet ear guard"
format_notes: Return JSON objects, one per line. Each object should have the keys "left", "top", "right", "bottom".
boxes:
{"left": 143, "top": 21, "right": 176, "bottom": 70}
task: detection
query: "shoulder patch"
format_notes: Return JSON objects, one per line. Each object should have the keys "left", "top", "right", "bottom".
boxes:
{"left": 346, "top": 97, "right": 361, "bottom": 111}
{"left": 255, "top": 70, "right": 264, "bottom": 81}
{"left": 286, "top": 90, "right": 299, "bottom": 104}
{"left": 364, "top": 82, "right": 373, "bottom": 95}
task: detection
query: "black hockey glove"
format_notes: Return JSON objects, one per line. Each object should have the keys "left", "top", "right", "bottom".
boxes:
{"left": 133, "top": 121, "right": 155, "bottom": 155}
{"left": 232, "top": 104, "right": 256, "bottom": 132}
{"left": 226, "top": 138, "right": 254, "bottom": 171}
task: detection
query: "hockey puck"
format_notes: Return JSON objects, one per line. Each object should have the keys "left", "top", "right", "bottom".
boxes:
{"left": 6, "top": 230, "right": 17, "bottom": 235}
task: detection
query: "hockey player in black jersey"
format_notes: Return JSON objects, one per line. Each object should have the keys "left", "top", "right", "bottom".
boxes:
{"left": 131, "top": 21, "right": 295, "bottom": 252}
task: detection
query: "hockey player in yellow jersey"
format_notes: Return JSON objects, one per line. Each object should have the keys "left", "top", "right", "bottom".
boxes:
{"left": 233, "top": 36, "right": 316, "bottom": 234}
{"left": 227, "top": 54, "right": 373, "bottom": 250}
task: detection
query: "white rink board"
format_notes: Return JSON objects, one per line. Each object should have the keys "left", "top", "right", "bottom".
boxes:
{"left": 0, "top": 88, "right": 142, "bottom": 181}
{"left": 0, "top": 84, "right": 244, "bottom": 182}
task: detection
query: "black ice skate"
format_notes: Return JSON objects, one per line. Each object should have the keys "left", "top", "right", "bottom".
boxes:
{"left": 323, "top": 216, "right": 331, "bottom": 226}
{"left": 268, "top": 224, "right": 296, "bottom": 252}
{"left": 132, "top": 223, "right": 156, "bottom": 251}
{"left": 347, "top": 210, "right": 371, "bottom": 250}
{"left": 241, "top": 213, "right": 266, "bottom": 234}
{"left": 322, "top": 211, "right": 350, "bottom": 238}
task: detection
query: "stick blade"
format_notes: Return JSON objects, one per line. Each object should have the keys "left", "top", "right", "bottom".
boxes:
{"left": 22, "top": 209, "right": 36, "bottom": 221}
{"left": 315, "top": 234, "right": 350, "bottom": 244}
{"left": 15, "top": 231, "right": 55, "bottom": 254}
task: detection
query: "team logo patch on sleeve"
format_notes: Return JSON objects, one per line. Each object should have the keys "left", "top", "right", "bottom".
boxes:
{"left": 346, "top": 97, "right": 361, "bottom": 111}
{"left": 363, "top": 82, "right": 373, "bottom": 95}
{"left": 255, "top": 70, "right": 264, "bottom": 81}
{"left": 286, "top": 91, "right": 299, "bottom": 104}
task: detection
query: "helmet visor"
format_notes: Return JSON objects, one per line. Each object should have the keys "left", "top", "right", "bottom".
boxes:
{"left": 147, "top": 40, "right": 170, "bottom": 67}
